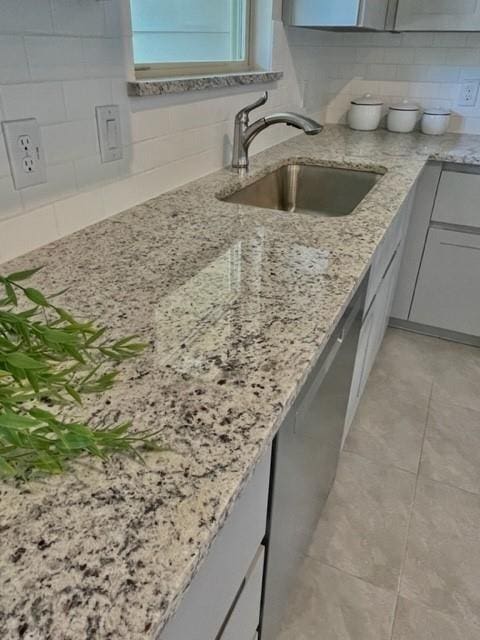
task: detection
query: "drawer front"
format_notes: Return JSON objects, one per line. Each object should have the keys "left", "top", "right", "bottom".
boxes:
{"left": 221, "top": 546, "right": 264, "bottom": 640}
{"left": 395, "top": 0, "right": 480, "bottom": 30}
{"left": 366, "top": 195, "right": 410, "bottom": 311}
{"left": 432, "top": 169, "right": 480, "bottom": 229}
{"left": 410, "top": 228, "right": 480, "bottom": 336}
{"left": 159, "top": 449, "right": 271, "bottom": 640}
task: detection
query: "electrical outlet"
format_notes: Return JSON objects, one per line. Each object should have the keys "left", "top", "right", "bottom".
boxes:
{"left": 1, "top": 118, "right": 47, "bottom": 189}
{"left": 458, "top": 81, "right": 480, "bottom": 107}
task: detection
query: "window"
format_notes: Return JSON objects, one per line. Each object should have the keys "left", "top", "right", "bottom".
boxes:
{"left": 131, "top": 1, "right": 251, "bottom": 78}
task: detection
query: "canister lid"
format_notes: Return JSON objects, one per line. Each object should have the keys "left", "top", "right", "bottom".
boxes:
{"left": 351, "top": 93, "right": 383, "bottom": 106}
{"left": 389, "top": 99, "right": 420, "bottom": 112}
{"left": 423, "top": 106, "right": 451, "bottom": 116}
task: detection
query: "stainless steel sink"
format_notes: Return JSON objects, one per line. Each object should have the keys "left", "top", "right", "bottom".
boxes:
{"left": 221, "top": 163, "right": 384, "bottom": 217}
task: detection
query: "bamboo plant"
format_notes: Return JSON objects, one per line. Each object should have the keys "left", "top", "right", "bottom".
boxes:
{"left": 0, "top": 267, "right": 157, "bottom": 480}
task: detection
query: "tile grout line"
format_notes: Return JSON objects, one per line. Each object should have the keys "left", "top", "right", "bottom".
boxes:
{"left": 390, "top": 379, "right": 434, "bottom": 640}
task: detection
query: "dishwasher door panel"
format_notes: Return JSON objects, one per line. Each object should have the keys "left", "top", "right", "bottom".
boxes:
{"left": 261, "top": 282, "right": 365, "bottom": 640}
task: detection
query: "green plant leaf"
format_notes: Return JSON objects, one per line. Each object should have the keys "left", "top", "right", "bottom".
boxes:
{"left": 24, "top": 287, "right": 49, "bottom": 307}
{"left": 6, "top": 267, "right": 43, "bottom": 282}
{"left": 3, "top": 352, "right": 46, "bottom": 370}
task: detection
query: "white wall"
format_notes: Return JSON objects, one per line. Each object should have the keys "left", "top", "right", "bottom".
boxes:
{"left": 0, "top": 0, "right": 324, "bottom": 263}
{"left": 289, "top": 28, "right": 480, "bottom": 133}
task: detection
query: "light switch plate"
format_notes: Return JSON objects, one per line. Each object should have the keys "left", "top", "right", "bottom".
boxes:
{"left": 96, "top": 105, "right": 123, "bottom": 163}
{"left": 1, "top": 118, "right": 47, "bottom": 190}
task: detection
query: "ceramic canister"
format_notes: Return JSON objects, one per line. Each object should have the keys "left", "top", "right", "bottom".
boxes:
{"left": 348, "top": 94, "right": 383, "bottom": 131}
{"left": 421, "top": 107, "right": 451, "bottom": 135}
{"left": 387, "top": 100, "right": 420, "bottom": 133}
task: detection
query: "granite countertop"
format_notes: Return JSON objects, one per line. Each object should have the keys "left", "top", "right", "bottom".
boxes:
{"left": 127, "top": 71, "right": 284, "bottom": 97}
{"left": 1, "top": 125, "right": 480, "bottom": 640}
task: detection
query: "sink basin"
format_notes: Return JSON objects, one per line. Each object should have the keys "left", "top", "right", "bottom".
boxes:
{"left": 221, "top": 163, "right": 384, "bottom": 217}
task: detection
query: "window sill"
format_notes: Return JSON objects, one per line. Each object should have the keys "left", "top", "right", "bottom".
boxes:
{"left": 127, "top": 70, "right": 283, "bottom": 97}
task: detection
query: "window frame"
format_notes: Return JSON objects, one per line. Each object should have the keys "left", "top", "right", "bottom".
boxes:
{"left": 133, "top": 0, "right": 253, "bottom": 80}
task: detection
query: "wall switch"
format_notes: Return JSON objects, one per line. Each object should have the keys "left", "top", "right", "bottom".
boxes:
{"left": 1, "top": 118, "right": 47, "bottom": 190}
{"left": 458, "top": 81, "right": 479, "bottom": 107}
{"left": 96, "top": 105, "right": 123, "bottom": 163}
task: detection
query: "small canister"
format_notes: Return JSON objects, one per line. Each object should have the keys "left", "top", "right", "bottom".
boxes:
{"left": 387, "top": 100, "right": 420, "bottom": 133}
{"left": 348, "top": 94, "right": 383, "bottom": 131}
{"left": 421, "top": 107, "right": 451, "bottom": 136}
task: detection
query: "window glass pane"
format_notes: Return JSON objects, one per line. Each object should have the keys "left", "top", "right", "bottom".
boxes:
{"left": 131, "top": 0, "right": 248, "bottom": 65}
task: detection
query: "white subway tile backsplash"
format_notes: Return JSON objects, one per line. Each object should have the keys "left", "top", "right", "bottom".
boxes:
{"left": 0, "top": 205, "right": 58, "bottom": 263}
{"left": 414, "top": 47, "right": 447, "bottom": 65}
{"left": 25, "top": 35, "right": 84, "bottom": 81}
{"left": 130, "top": 108, "right": 172, "bottom": 142}
{"left": 74, "top": 153, "right": 120, "bottom": 191}
{"left": 101, "top": 175, "right": 139, "bottom": 216}
{"left": 82, "top": 37, "right": 124, "bottom": 78}
{"left": 356, "top": 47, "right": 384, "bottom": 64}
{"left": 0, "top": 36, "right": 30, "bottom": 83}
{"left": 54, "top": 189, "right": 106, "bottom": 236}
{"left": 401, "top": 33, "right": 434, "bottom": 48}
{"left": 50, "top": 0, "right": 105, "bottom": 37}
{"left": 383, "top": 48, "right": 415, "bottom": 65}
{"left": 20, "top": 162, "right": 76, "bottom": 211}
{"left": 433, "top": 33, "right": 468, "bottom": 48}
{"left": 42, "top": 120, "right": 98, "bottom": 165}
{"left": 62, "top": 79, "right": 112, "bottom": 121}
{"left": 446, "top": 48, "right": 480, "bottom": 66}
{"left": 0, "top": 0, "right": 53, "bottom": 35}
{"left": 0, "top": 176, "right": 23, "bottom": 220}
{"left": 1, "top": 82, "right": 66, "bottom": 125}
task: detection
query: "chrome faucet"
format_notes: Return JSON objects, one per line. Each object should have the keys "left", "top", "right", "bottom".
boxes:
{"left": 232, "top": 92, "right": 323, "bottom": 172}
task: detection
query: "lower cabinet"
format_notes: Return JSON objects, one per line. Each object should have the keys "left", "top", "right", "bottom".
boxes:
{"left": 393, "top": 163, "right": 480, "bottom": 341}
{"left": 221, "top": 547, "right": 265, "bottom": 640}
{"left": 410, "top": 228, "right": 480, "bottom": 336}
{"left": 344, "top": 246, "right": 402, "bottom": 440}
{"left": 159, "top": 448, "right": 270, "bottom": 640}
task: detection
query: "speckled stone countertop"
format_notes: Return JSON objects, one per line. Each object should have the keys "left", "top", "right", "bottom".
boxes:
{"left": 127, "top": 71, "right": 283, "bottom": 97}
{"left": 2, "top": 125, "right": 480, "bottom": 640}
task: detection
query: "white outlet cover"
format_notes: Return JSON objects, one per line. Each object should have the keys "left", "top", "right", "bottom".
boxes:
{"left": 1, "top": 118, "right": 47, "bottom": 190}
{"left": 458, "top": 80, "right": 480, "bottom": 107}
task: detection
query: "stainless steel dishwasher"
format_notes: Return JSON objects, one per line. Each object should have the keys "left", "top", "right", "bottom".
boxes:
{"left": 260, "top": 278, "right": 367, "bottom": 640}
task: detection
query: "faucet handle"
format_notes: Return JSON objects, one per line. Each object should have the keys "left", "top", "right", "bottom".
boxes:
{"left": 235, "top": 91, "right": 268, "bottom": 122}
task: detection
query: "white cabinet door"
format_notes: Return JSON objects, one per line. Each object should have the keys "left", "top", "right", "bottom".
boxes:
{"left": 392, "top": 163, "right": 442, "bottom": 321}
{"left": 221, "top": 547, "right": 264, "bottom": 640}
{"left": 344, "top": 248, "right": 402, "bottom": 443}
{"left": 159, "top": 449, "right": 271, "bottom": 640}
{"left": 410, "top": 228, "right": 480, "bottom": 337}
{"left": 395, "top": 0, "right": 480, "bottom": 30}
{"left": 432, "top": 168, "right": 480, "bottom": 229}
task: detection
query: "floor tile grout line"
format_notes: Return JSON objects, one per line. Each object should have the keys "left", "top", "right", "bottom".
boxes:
{"left": 395, "top": 379, "right": 434, "bottom": 612}
{"left": 341, "top": 446, "right": 419, "bottom": 477}
{"left": 303, "top": 554, "right": 398, "bottom": 596}
{"left": 419, "top": 474, "right": 480, "bottom": 500}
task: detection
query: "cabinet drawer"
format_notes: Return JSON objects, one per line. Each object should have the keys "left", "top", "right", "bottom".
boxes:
{"left": 432, "top": 169, "right": 480, "bottom": 229}
{"left": 159, "top": 449, "right": 271, "bottom": 640}
{"left": 410, "top": 228, "right": 480, "bottom": 336}
{"left": 221, "top": 546, "right": 264, "bottom": 640}
{"left": 367, "top": 201, "right": 408, "bottom": 311}
{"left": 395, "top": 0, "right": 480, "bottom": 30}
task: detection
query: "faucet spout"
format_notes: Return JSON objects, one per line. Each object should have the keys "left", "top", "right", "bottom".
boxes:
{"left": 232, "top": 93, "right": 323, "bottom": 171}
{"left": 264, "top": 112, "right": 323, "bottom": 135}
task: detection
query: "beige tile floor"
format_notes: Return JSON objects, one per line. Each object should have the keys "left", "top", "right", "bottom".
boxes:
{"left": 277, "top": 328, "right": 480, "bottom": 640}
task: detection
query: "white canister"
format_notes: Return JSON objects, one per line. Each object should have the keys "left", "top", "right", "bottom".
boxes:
{"left": 421, "top": 107, "right": 451, "bottom": 135}
{"left": 348, "top": 94, "right": 383, "bottom": 131}
{"left": 387, "top": 100, "right": 420, "bottom": 133}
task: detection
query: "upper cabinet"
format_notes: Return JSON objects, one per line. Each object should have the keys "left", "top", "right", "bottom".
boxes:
{"left": 284, "top": 0, "right": 480, "bottom": 31}
{"left": 284, "top": 0, "right": 393, "bottom": 31}
{"left": 395, "top": 0, "right": 480, "bottom": 31}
